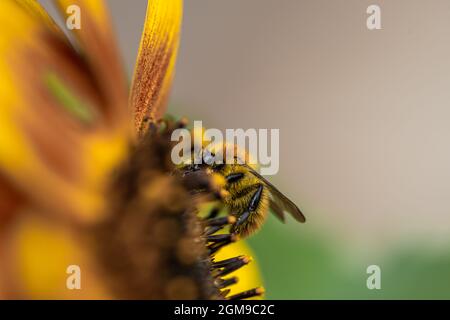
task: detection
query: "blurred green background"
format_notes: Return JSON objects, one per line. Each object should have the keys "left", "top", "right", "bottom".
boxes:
{"left": 248, "top": 214, "right": 450, "bottom": 299}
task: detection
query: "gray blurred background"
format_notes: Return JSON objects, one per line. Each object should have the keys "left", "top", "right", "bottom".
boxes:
{"left": 108, "top": 0, "right": 450, "bottom": 248}
{"left": 40, "top": 0, "right": 450, "bottom": 298}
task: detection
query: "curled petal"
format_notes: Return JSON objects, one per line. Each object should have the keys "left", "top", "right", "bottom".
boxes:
{"left": 54, "top": 0, "right": 129, "bottom": 128}
{"left": 14, "top": 0, "right": 63, "bottom": 33}
{"left": 130, "top": 0, "right": 183, "bottom": 137}
{"left": 0, "top": 0, "right": 127, "bottom": 223}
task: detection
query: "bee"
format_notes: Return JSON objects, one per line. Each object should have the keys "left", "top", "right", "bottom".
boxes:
{"left": 180, "top": 147, "right": 306, "bottom": 238}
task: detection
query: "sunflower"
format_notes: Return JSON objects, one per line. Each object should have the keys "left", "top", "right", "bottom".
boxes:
{"left": 0, "top": 0, "right": 263, "bottom": 299}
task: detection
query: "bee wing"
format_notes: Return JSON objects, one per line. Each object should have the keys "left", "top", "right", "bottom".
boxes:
{"left": 244, "top": 165, "right": 306, "bottom": 223}
{"left": 269, "top": 197, "right": 287, "bottom": 223}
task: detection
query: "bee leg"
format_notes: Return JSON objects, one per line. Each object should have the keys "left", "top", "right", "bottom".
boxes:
{"left": 225, "top": 173, "right": 244, "bottom": 183}
{"left": 235, "top": 211, "right": 251, "bottom": 227}
{"left": 248, "top": 184, "right": 263, "bottom": 212}
{"left": 235, "top": 184, "right": 264, "bottom": 227}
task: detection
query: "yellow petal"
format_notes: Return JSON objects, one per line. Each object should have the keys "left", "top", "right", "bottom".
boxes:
{"left": 130, "top": 0, "right": 183, "bottom": 137}
{"left": 1, "top": 213, "right": 111, "bottom": 299}
{"left": 0, "top": 0, "right": 128, "bottom": 223}
{"left": 13, "top": 0, "right": 63, "bottom": 33}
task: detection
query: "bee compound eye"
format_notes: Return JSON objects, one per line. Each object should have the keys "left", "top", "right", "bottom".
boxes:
{"left": 203, "top": 150, "right": 215, "bottom": 165}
